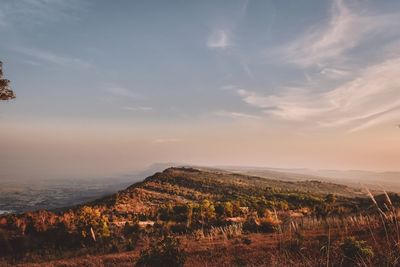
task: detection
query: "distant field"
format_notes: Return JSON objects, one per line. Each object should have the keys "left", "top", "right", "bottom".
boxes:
{"left": 0, "top": 177, "right": 133, "bottom": 214}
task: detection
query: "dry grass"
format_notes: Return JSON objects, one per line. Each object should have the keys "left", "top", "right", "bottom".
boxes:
{"left": 3, "top": 184, "right": 400, "bottom": 266}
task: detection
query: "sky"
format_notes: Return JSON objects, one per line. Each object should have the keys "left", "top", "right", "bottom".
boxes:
{"left": 1, "top": 0, "right": 400, "bottom": 180}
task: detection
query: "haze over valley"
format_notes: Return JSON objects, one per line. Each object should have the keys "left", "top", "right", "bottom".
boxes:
{"left": 1, "top": 0, "right": 400, "bottom": 266}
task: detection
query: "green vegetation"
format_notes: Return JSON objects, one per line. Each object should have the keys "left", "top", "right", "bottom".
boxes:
{"left": 341, "top": 237, "right": 374, "bottom": 265}
{"left": 136, "top": 236, "right": 186, "bottom": 267}
{"left": 0, "top": 167, "right": 399, "bottom": 266}
{"left": 77, "top": 206, "right": 110, "bottom": 242}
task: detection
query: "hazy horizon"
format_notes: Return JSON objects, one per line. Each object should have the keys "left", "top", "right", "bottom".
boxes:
{"left": 1, "top": 0, "right": 400, "bottom": 181}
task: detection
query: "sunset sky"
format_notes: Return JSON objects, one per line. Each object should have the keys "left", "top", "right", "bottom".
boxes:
{"left": 1, "top": 0, "right": 400, "bottom": 180}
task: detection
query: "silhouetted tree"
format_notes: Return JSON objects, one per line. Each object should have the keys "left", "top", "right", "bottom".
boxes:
{"left": 0, "top": 61, "right": 15, "bottom": 100}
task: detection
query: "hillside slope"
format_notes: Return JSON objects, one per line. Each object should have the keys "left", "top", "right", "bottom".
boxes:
{"left": 91, "top": 167, "right": 365, "bottom": 215}
{"left": 2, "top": 167, "right": 397, "bottom": 266}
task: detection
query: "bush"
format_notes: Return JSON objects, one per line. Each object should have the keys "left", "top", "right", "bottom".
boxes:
{"left": 340, "top": 237, "right": 374, "bottom": 264}
{"left": 243, "top": 217, "right": 259, "bottom": 233}
{"left": 135, "top": 236, "right": 186, "bottom": 267}
{"left": 258, "top": 217, "right": 280, "bottom": 233}
{"left": 169, "top": 223, "right": 188, "bottom": 234}
{"left": 242, "top": 237, "right": 252, "bottom": 245}
{"left": 124, "top": 221, "right": 139, "bottom": 236}
{"left": 243, "top": 211, "right": 280, "bottom": 233}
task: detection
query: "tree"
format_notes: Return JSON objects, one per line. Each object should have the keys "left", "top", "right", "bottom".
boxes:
{"left": 200, "top": 199, "right": 215, "bottom": 226}
{"left": 76, "top": 206, "right": 110, "bottom": 242}
{"left": 0, "top": 61, "right": 15, "bottom": 100}
{"left": 223, "top": 202, "right": 234, "bottom": 217}
{"left": 184, "top": 203, "right": 193, "bottom": 227}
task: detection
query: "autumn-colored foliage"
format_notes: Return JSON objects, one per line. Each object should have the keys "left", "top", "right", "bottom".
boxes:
{"left": 1, "top": 168, "right": 400, "bottom": 266}
{"left": 76, "top": 206, "right": 110, "bottom": 241}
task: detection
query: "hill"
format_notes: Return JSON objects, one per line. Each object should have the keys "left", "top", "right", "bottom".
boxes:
{"left": 1, "top": 167, "right": 399, "bottom": 266}
{"left": 91, "top": 167, "right": 364, "bottom": 215}
{"left": 222, "top": 166, "right": 400, "bottom": 192}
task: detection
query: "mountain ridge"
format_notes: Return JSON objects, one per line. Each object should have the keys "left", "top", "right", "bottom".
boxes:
{"left": 85, "top": 167, "right": 365, "bottom": 217}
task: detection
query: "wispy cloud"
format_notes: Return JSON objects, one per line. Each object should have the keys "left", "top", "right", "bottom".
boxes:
{"left": 237, "top": 88, "right": 331, "bottom": 121}
{"left": 220, "top": 85, "right": 237, "bottom": 91}
{"left": 275, "top": 0, "right": 398, "bottom": 68}
{"left": 14, "top": 47, "right": 92, "bottom": 69}
{"left": 214, "top": 110, "right": 261, "bottom": 120}
{"left": 23, "top": 59, "right": 42, "bottom": 66}
{"left": 241, "top": 0, "right": 400, "bottom": 132}
{"left": 121, "top": 106, "right": 153, "bottom": 112}
{"left": 237, "top": 57, "right": 400, "bottom": 131}
{"left": 207, "top": 30, "right": 232, "bottom": 49}
{"left": 318, "top": 67, "right": 349, "bottom": 79}
{"left": 349, "top": 110, "right": 400, "bottom": 133}
{"left": 106, "top": 87, "right": 139, "bottom": 98}
{"left": 284, "top": 0, "right": 358, "bottom": 67}
{"left": 0, "top": 0, "right": 85, "bottom": 29}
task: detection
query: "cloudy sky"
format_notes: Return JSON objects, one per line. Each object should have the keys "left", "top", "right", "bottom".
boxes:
{"left": 1, "top": 0, "right": 400, "bottom": 180}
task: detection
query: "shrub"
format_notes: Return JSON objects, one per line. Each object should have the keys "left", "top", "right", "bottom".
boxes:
{"left": 124, "top": 221, "right": 139, "bottom": 236}
{"left": 169, "top": 223, "right": 188, "bottom": 234}
{"left": 258, "top": 217, "right": 280, "bottom": 233}
{"left": 243, "top": 217, "right": 259, "bottom": 233}
{"left": 340, "top": 237, "right": 374, "bottom": 264}
{"left": 135, "top": 236, "right": 186, "bottom": 267}
{"left": 243, "top": 210, "right": 280, "bottom": 233}
{"left": 126, "top": 238, "right": 136, "bottom": 251}
{"left": 242, "top": 237, "right": 252, "bottom": 245}
{"left": 208, "top": 224, "right": 243, "bottom": 240}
